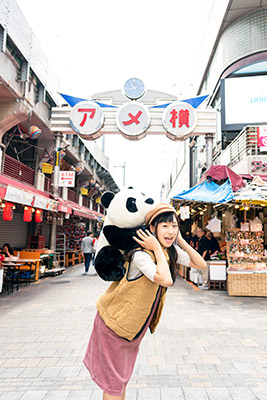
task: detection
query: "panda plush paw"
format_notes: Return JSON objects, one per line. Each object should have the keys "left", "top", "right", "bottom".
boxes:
{"left": 103, "top": 224, "right": 148, "bottom": 252}
{"left": 95, "top": 246, "right": 126, "bottom": 281}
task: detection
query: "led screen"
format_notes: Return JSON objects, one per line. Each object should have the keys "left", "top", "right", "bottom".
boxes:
{"left": 221, "top": 75, "right": 267, "bottom": 131}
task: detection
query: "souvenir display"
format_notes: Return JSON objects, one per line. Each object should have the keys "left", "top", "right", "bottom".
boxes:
{"left": 56, "top": 219, "right": 86, "bottom": 249}
{"left": 226, "top": 229, "right": 267, "bottom": 272}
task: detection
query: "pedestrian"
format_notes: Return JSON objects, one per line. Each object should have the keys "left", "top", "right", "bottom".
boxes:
{"left": 184, "top": 231, "right": 192, "bottom": 244}
{"left": 196, "top": 228, "right": 210, "bottom": 289}
{"left": 91, "top": 231, "right": 100, "bottom": 267}
{"left": 81, "top": 231, "right": 94, "bottom": 275}
{"left": 83, "top": 203, "right": 206, "bottom": 399}
{"left": 207, "top": 232, "right": 221, "bottom": 257}
{"left": 2, "top": 243, "right": 14, "bottom": 258}
{"left": 190, "top": 234, "right": 199, "bottom": 250}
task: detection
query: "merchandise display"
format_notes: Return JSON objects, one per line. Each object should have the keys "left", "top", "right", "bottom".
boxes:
{"left": 226, "top": 229, "right": 267, "bottom": 272}
{"left": 56, "top": 219, "right": 86, "bottom": 249}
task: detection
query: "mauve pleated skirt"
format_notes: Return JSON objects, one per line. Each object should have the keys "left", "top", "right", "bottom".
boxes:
{"left": 83, "top": 290, "right": 161, "bottom": 396}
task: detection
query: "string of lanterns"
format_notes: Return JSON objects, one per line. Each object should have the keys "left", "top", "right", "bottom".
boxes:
{"left": 1, "top": 201, "right": 43, "bottom": 223}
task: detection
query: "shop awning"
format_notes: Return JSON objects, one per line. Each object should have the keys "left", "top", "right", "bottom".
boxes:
{"left": 68, "top": 201, "right": 104, "bottom": 221}
{"left": 0, "top": 174, "right": 57, "bottom": 211}
{"left": 172, "top": 179, "right": 234, "bottom": 204}
{"left": 56, "top": 197, "right": 73, "bottom": 214}
{"left": 203, "top": 165, "right": 245, "bottom": 192}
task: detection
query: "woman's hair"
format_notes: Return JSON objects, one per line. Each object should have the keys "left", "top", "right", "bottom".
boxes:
{"left": 3, "top": 243, "right": 13, "bottom": 255}
{"left": 150, "top": 211, "right": 178, "bottom": 283}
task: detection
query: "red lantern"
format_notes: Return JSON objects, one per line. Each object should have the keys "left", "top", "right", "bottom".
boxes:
{"left": 23, "top": 206, "right": 32, "bottom": 222}
{"left": 3, "top": 202, "right": 14, "bottom": 221}
{"left": 35, "top": 209, "right": 43, "bottom": 223}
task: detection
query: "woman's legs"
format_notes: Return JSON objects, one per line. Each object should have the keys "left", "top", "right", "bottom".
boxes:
{"left": 103, "top": 388, "right": 126, "bottom": 400}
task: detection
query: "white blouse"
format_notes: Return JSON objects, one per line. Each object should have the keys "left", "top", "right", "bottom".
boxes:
{"left": 128, "top": 244, "right": 191, "bottom": 282}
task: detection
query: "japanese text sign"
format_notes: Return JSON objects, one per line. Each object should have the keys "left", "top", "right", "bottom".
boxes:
{"left": 69, "top": 101, "right": 104, "bottom": 137}
{"left": 59, "top": 171, "right": 75, "bottom": 187}
{"left": 116, "top": 102, "right": 150, "bottom": 140}
{"left": 257, "top": 126, "right": 267, "bottom": 152}
{"left": 162, "top": 102, "right": 197, "bottom": 140}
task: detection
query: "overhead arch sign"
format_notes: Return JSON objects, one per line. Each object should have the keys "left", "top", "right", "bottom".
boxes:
{"left": 51, "top": 101, "right": 216, "bottom": 141}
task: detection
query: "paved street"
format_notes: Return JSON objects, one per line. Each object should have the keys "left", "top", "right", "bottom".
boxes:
{"left": 0, "top": 265, "right": 267, "bottom": 400}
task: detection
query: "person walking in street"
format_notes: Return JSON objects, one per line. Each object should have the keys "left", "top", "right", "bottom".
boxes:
{"left": 81, "top": 231, "right": 94, "bottom": 275}
{"left": 83, "top": 203, "right": 206, "bottom": 400}
{"left": 197, "top": 228, "right": 210, "bottom": 289}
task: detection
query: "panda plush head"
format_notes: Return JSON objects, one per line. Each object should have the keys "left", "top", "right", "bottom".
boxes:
{"left": 101, "top": 187, "right": 155, "bottom": 228}
{"left": 95, "top": 187, "right": 155, "bottom": 281}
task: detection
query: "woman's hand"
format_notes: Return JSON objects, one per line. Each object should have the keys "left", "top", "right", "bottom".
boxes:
{"left": 177, "top": 230, "right": 186, "bottom": 248}
{"left": 133, "top": 229, "right": 161, "bottom": 252}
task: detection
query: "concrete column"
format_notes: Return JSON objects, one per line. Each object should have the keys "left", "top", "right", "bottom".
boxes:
{"left": 50, "top": 132, "right": 63, "bottom": 252}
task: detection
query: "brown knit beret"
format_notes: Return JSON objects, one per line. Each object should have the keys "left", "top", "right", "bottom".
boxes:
{"left": 145, "top": 203, "right": 177, "bottom": 225}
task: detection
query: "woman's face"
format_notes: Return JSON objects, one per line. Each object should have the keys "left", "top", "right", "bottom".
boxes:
{"left": 151, "top": 215, "right": 179, "bottom": 248}
{"left": 3, "top": 245, "right": 8, "bottom": 253}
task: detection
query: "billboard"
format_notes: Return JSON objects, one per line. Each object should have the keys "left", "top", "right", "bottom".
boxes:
{"left": 221, "top": 75, "right": 267, "bottom": 131}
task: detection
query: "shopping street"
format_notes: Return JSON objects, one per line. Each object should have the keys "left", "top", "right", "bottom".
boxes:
{"left": 0, "top": 264, "right": 266, "bottom": 400}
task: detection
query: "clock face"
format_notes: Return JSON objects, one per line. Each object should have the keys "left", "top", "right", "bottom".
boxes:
{"left": 123, "top": 78, "right": 145, "bottom": 100}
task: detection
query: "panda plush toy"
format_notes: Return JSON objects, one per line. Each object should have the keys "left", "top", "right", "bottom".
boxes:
{"left": 95, "top": 188, "right": 155, "bottom": 281}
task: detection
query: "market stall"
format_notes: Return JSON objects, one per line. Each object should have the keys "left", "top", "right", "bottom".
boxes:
{"left": 172, "top": 165, "right": 267, "bottom": 297}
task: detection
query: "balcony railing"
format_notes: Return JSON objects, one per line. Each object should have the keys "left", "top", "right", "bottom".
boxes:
{"left": 3, "top": 154, "right": 35, "bottom": 185}
{"left": 67, "top": 188, "right": 78, "bottom": 203}
{"left": 213, "top": 126, "right": 259, "bottom": 167}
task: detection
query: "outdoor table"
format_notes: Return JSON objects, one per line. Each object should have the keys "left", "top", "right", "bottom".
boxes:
{"left": 2, "top": 262, "right": 24, "bottom": 293}
{"left": 4, "top": 258, "right": 41, "bottom": 285}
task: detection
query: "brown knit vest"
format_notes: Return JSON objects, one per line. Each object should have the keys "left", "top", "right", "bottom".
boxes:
{"left": 96, "top": 248, "right": 168, "bottom": 341}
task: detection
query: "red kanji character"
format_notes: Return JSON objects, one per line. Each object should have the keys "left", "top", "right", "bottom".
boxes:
{"left": 178, "top": 109, "right": 190, "bottom": 128}
{"left": 78, "top": 108, "right": 96, "bottom": 127}
{"left": 169, "top": 109, "right": 178, "bottom": 128}
{"left": 122, "top": 111, "right": 142, "bottom": 126}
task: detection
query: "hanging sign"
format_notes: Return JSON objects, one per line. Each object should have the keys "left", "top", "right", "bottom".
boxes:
{"left": 34, "top": 195, "right": 58, "bottom": 211}
{"left": 162, "top": 101, "right": 197, "bottom": 140}
{"left": 4, "top": 186, "right": 34, "bottom": 206}
{"left": 59, "top": 171, "right": 75, "bottom": 187}
{"left": 180, "top": 206, "right": 190, "bottom": 220}
{"left": 80, "top": 188, "right": 88, "bottom": 196}
{"left": 69, "top": 101, "right": 104, "bottom": 138}
{"left": 116, "top": 102, "right": 150, "bottom": 140}
{"left": 257, "top": 126, "right": 267, "bottom": 152}
{"left": 42, "top": 162, "right": 53, "bottom": 174}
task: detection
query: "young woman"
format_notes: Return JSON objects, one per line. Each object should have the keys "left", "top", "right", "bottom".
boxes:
{"left": 83, "top": 203, "right": 206, "bottom": 400}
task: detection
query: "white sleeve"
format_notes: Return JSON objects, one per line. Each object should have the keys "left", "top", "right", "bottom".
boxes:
{"left": 130, "top": 251, "right": 157, "bottom": 282}
{"left": 175, "top": 244, "right": 191, "bottom": 267}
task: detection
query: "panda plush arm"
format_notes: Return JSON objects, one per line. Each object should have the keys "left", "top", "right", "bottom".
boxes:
{"left": 103, "top": 224, "right": 149, "bottom": 252}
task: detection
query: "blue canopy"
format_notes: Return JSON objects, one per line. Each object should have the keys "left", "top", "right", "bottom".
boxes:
{"left": 172, "top": 179, "right": 234, "bottom": 204}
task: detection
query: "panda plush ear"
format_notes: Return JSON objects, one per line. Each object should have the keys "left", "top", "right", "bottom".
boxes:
{"left": 101, "top": 191, "right": 115, "bottom": 209}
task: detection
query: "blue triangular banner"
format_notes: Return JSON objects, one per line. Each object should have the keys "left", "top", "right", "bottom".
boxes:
{"left": 59, "top": 93, "right": 117, "bottom": 108}
{"left": 150, "top": 95, "right": 209, "bottom": 109}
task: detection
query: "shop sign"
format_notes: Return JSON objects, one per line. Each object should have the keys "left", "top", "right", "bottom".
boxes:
{"left": 116, "top": 102, "right": 150, "bottom": 140}
{"left": 4, "top": 186, "right": 34, "bottom": 206}
{"left": 69, "top": 101, "right": 104, "bottom": 138}
{"left": 42, "top": 162, "right": 53, "bottom": 174}
{"left": 80, "top": 188, "right": 88, "bottom": 195}
{"left": 34, "top": 195, "right": 57, "bottom": 211}
{"left": 162, "top": 102, "right": 197, "bottom": 140}
{"left": 257, "top": 126, "right": 267, "bottom": 152}
{"left": 251, "top": 160, "right": 267, "bottom": 172}
{"left": 59, "top": 171, "right": 75, "bottom": 187}
{"left": 180, "top": 206, "right": 190, "bottom": 220}
{"left": 95, "top": 197, "right": 101, "bottom": 204}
